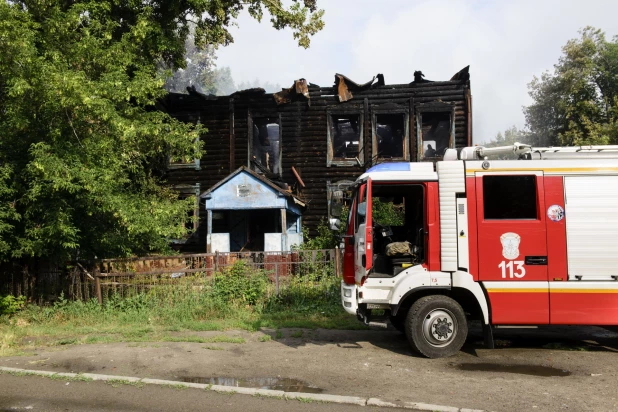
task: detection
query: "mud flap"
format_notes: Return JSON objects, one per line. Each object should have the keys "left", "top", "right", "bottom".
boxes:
{"left": 483, "top": 323, "right": 495, "bottom": 349}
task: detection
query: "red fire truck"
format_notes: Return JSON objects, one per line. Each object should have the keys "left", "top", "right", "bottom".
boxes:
{"left": 339, "top": 143, "right": 618, "bottom": 358}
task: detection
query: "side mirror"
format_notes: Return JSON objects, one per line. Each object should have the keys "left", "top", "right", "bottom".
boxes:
{"left": 330, "top": 202, "right": 343, "bottom": 218}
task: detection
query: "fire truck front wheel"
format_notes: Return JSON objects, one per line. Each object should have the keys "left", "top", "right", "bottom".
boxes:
{"left": 405, "top": 295, "right": 468, "bottom": 358}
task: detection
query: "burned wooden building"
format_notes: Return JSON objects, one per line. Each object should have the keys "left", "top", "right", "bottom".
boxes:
{"left": 160, "top": 66, "right": 473, "bottom": 253}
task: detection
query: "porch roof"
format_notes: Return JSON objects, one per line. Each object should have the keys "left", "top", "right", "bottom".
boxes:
{"left": 200, "top": 166, "right": 305, "bottom": 214}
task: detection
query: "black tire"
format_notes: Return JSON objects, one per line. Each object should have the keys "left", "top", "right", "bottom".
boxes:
{"left": 404, "top": 295, "right": 468, "bottom": 358}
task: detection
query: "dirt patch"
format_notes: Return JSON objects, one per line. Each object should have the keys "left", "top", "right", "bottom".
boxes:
{"left": 0, "top": 326, "right": 617, "bottom": 412}
{"left": 456, "top": 362, "right": 571, "bottom": 377}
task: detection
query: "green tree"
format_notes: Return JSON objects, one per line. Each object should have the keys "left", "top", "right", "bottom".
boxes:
{"left": 485, "top": 126, "right": 529, "bottom": 147}
{"left": 213, "top": 66, "right": 237, "bottom": 96}
{"left": 484, "top": 126, "right": 535, "bottom": 159}
{"left": 164, "top": 30, "right": 218, "bottom": 95}
{"left": 164, "top": 39, "right": 240, "bottom": 96}
{"left": 0, "top": 0, "right": 324, "bottom": 263}
{"left": 525, "top": 27, "right": 618, "bottom": 146}
{"left": 237, "top": 78, "right": 282, "bottom": 93}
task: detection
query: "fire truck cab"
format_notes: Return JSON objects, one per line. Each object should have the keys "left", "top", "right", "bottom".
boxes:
{"left": 340, "top": 143, "right": 618, "bottom": 358}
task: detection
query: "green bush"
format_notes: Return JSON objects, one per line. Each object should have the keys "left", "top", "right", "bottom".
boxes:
{"left": 265, "top": 268, "right": 339, "bottom": 314}
{"left": 0, "top": 294, "right": 26, "bottom": 315}
{"left": 372, "top": 198, "right": 405, "bottom": 226}
{"left": 299, "top": 219, "right": 340, "bottom": 250}
{"left": 211, "top": 261, "right": 270, "bottom": 305}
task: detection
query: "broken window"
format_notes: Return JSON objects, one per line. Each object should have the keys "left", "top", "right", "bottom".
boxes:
{"left": 375, "top": 114, "right": 406, "bottom": 159}
{"left": 418, "top": 112, "right": 452, "bottom": 161}
{"left": 250, "top": 116, "right": 281, "bottom": 175}
{"left": 327, "top": 113, "right": 363, "bottom": 166}
{"left": 327, "top": 180, "right": 354, "bottom": 230}
{"left": 168, "top": 115, "right": 201, "bottom": 170}
{"left": 168, "top": 137, "right": 201, "bottom": 170}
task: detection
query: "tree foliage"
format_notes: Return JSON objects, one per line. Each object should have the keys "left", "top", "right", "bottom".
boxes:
{"left": 525, "top": 27, "right": 618, "bottom": 146}
{"left": 163, "top": 42, "right": 237, "bottom": 96}
{"left": 487, "top": 126, "right": 529, "bottom": 147}
{"left": 237, "top": 78, "right": 282, "bottom": 93}
{"left": 213, "top": 66, "right": 237, "bottom": 95}
{"left": 0, "top": 0, "right": 324, "bottom": 262}
{"left": 484, "top": 126, "right": 535, "bottom": 159}
{"left": 164, "top": 31, "right": 218, "bottom": 94}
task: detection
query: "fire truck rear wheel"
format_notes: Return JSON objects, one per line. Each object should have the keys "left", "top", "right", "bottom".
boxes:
{"left": 405, "top": 295, "right": 468, "bottom": 358}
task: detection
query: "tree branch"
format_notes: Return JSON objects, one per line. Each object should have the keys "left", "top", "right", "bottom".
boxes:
{"left": 65, "top": 109, "right": 84, "bottom": 148}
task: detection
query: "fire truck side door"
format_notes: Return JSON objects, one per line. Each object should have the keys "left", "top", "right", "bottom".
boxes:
{"left": 475, "top": 172, "right": 549, "bottom": 325}
{"left": 354, "top": 179, "right": 373, "bottom": 285}
{"left": 342, "top": 196, "right": 357, "bottom": 286}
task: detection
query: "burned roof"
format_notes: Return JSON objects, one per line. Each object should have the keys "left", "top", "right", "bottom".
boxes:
{"left": 162, "top": 67, "right": 470, "bottom": 108}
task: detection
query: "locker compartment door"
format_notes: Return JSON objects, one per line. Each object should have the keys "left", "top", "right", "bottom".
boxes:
{"left": 550, "top": 175, "right": 618, "bottom": 324}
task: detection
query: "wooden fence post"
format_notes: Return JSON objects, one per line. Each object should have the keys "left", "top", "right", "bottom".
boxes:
{"left": 95, "top": 275, "right": 102, "bottom": 305}
{"left": 275, "top": 260, "right": 280, "bottom": 295}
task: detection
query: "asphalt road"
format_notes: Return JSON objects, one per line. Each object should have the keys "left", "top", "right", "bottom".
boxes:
{"left": 0, "top": 374, "right": 400, "bottom": 412}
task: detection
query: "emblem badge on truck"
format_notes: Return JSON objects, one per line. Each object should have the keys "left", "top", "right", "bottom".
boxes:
{"left": 500, "top": 232, "right": 521, "bottom": 260}
{"left": 547, "top": 204, "right": 565, "bottom": 222}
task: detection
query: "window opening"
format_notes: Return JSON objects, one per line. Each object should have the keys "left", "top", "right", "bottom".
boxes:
{"left": 169, "top": 115, "right": 201, "bottom": 170}
{"left": 483, "top": 175, "right": 538, "bottom": 220}
{"left": 420, "top": 112, "right": 451, "bottom": 160}
{"left": 369, "top": 184, "right": 425, "bottom": 278}
{"left": 355, "top": 185, "right": 367, "bottom": 231}
{"left": 168, "top": 139, "right": 201, "bottom": 170}
{"left": 211, "top": 211, "right": 229, "bottom": 234}
{"left": 376, "top": 114, "right": 405, "bottom": 158}
{"left": 251, "top": 116, "right": 280, "bottom": 175}
{"left": 327, "top": 113, "right": 363, "bottom": 167}
{"left": 331, "top": 115, "right": 360, "bottom": 160}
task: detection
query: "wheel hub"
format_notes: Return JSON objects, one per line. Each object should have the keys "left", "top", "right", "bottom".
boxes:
{"left": 422, "top": 309, "right": 457, "bottom": 347}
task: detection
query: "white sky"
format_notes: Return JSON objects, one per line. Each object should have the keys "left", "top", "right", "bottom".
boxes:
{"left": 216, "top": 0, "right": 618, "bottom": 144}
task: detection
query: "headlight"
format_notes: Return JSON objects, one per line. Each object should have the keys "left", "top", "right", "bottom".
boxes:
{"left": 343, "top": 289, "right": 352, "bottom": 298}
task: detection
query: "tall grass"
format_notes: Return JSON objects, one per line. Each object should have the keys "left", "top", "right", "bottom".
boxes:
{"left": 0, "top": 260, "right": 361, "bottom": 355}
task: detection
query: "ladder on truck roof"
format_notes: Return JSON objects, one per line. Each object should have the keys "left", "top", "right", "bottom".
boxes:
{"left": 448, "top": 142, "right": 618, "bottom": 160}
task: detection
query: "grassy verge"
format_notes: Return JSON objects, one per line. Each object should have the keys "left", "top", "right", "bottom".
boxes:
{"left": 0, "top": 261, "right": 366, "bottom": 356}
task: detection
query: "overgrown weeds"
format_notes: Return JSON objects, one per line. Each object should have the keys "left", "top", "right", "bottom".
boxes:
{"left": 105, "top": 378, "right": 144, "bottom": 388}
{"left": 0, "top": 295, "right": 26, "bottom": 316}
{"left": 0, "top": 260, "right": 363, "bottom": 356}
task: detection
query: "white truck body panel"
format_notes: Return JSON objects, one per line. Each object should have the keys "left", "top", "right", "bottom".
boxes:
{"left": 565, "top": 175, "right": 618, "bottom": 281}
{"left": 436, "top": 161, "right": 466, "bottom": 272}
{"left": 456, "top": 198, "right": 469, "bottom": 271}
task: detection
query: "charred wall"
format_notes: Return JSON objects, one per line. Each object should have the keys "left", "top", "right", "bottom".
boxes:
{"left": 160, "top": 68, "right": 472, "bottom": 252}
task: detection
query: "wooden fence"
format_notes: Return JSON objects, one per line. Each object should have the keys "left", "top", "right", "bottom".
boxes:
{"left": 1, "top": 249, "right": 342, "bottom": 304}
{"left": 94, "top": 249, "right": 341, "bottom": 304}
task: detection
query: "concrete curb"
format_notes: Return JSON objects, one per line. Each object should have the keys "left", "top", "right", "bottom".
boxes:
{"left": 0, "top": 366, "right": 489, "bottom": 411}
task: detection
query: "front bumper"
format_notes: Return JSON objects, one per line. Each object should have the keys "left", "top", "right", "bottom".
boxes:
{"left": 340, "top": 281, "right": 358, "bottom": 315}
